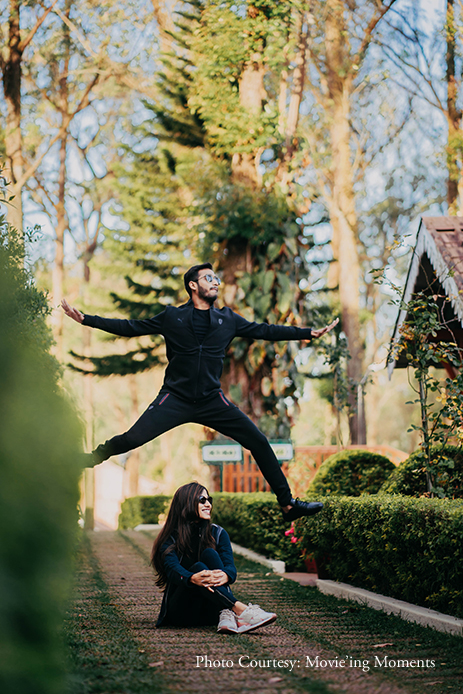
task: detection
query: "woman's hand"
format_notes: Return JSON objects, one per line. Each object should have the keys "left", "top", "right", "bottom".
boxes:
{"left": 208, "top": 569, "right": 228, "bottom": 586}
{"left": 189, "top": 569, "right": 229, "bottom": 591}
{"left": 189, "top": 570, "right": 215, "bottom": 592}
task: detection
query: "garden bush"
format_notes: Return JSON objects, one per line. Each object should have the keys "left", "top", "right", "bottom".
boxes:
{"left": 119, "top": 492, "right": 304, "bottom": 570}
{"left": 0, "top": 223, "right": 83, "bottom": 693}
{"left": 119, "top": 495, "right": 171, "bottom": 529}
{"left": 307, "top": 449, "right": 395, "bottom": 496}
{"left": 204, "top": 492, "right": 304, "bottom": 570}
{"left": 380, "top": 445, "right": 463, "bottom": 498}
{"left": 296, "top": 494, "right": 463, "bottom": 618}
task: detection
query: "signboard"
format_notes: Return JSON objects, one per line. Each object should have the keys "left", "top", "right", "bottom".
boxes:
{"left": 269, "top": 441, "right": 294, "bottom": 461}
{"left": 201, "top": 440, "right": 293, "bottom": 463}
{"left": 201, "top": 443, "right": 243, "bottom": 463}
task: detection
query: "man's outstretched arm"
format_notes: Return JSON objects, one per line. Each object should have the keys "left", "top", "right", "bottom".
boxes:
{"left": 61, "top": 299, "right": 165, "bottom": 337}
{"left": 234, "top": 313, "right": 339, "bottom": 342}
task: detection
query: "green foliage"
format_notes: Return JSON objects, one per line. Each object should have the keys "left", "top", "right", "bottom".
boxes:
{"left": 71, "top": 148, "right": 191, "bottom": 377}
{"left": 110, "top": 0, "right": 334, "bottom": 436}
{"left": 89, "top": 0, "right": 337, "bottom": 436}
{"left": 206, "top": 492, "right": 304, "bottom": 571}
{"left": 381, "top": 446, "right": 463, "bottom": 499}
{"left": 118, "top": 496, "right": 171, "bottom": 529}
{"left": 296, "top": 495, "right": 463, "bottom": 618}
{"left": 307, "top": 449, "right": 395, "bottom": 497}
{"left": 0, "top": 222, "right": 53, "bottom": 356}
{"left": 0, "top": 220, "right": 83, "bottom": 693}
{"left": 186, "top": 0, "right": 291, "bottom": 156}
{"left": 389, "top": 289, "right": 463, "bottom": 493}
{"left": 118, "top": 492, "right": 304, "bottom": 570}
{"left": 313, "top": 331, "right": 353, "bottom": 442}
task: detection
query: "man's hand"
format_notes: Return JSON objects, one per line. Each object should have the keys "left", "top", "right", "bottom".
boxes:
{"left": 61, "top": 298, "right": 84, "bottom": 324}
{"left": 310, "top": 317, "right": 339, "bottom": 340}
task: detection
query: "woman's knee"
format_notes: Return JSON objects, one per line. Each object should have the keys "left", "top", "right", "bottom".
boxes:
{"left": 200, "top": 548, "right": 222, "bottom": 568}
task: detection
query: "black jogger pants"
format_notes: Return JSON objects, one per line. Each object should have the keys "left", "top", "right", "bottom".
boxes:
{"left": 164, "top": 548, "right": 237, "bottom": 627}
{"left": 93, "top": 389, "right": 292, "bottom": 506}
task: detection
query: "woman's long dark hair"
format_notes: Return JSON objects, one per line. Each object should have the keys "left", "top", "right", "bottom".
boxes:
{"left": 150, "top": 482, "right": 216, "bottom": 589}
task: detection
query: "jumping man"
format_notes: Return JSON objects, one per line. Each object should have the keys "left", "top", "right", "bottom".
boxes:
{"left": 62, "top": 263, "right": 338, "bottom": 522}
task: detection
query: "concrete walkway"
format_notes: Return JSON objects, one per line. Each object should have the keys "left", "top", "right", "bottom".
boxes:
{"left": 68, "top": 530, "right": 463, "bottom": 694}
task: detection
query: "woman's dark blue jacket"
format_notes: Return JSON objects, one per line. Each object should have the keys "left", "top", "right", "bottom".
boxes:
{"left": 156, "top": 523, "right": 236, "bottom": 627}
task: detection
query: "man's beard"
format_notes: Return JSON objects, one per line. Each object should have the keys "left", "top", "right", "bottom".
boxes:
{"left": 197, "top": 284, "right": 217, "bottom": 306}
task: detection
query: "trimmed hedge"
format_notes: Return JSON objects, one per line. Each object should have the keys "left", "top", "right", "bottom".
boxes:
{"left": 118, "top": 495, "right": 171, "bottom": 529}
{"left": 296, "top": 495, "right": 463, "bottom": 618}
{"left": 118, "top": 492, "right": 304, "bottom": 570}
{"left": 211, "top": 492, "right": 304, "bottom": 571}
{"left": 307, "top": 449, "right": 395, "bottom": 496}
{"left": 1, "top": 224, "right": 83, "bottom": 693}
{"left": 380, "top": 445, "right": 463, "bottom": 498}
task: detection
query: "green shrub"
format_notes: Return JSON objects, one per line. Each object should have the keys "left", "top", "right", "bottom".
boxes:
{"left": 119, "top": 492, "right": 304, "bottom": 570}
{"left": 296, "top": 495, "right": 463, "bottom": 618}
{"left": 380, "top": 445, "right": 463, "bottom": 498}
{"left": 118, "top": 495, "right": 171, "bottom": 529}
{"left": 211, "top": 493, "right": 304, "bottom": 571}
{"left": 0, "top": 222, "right": 82, "bottom": 693}
{"left": 307, "top": 449, "right": 395, "bottom": 496}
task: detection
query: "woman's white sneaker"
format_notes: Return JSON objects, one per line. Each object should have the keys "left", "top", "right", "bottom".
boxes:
{"left": 236, "top": 604, "right": 277, "bottom": 633}
{"left": 217, "top": 609, "right": 239, "bottom": 633}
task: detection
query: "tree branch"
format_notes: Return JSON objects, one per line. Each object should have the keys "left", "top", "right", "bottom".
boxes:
{"left": 19, "top": 0, "right": 60, "bottom": 52}
{"left": 353, "top": 0, "right": 399, "bottom": 69}
{"left": 16, "top": 74, "right": 100, "bottom": 191}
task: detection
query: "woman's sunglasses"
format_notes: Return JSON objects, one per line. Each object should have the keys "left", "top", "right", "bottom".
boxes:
{"left": 198, "top": 495, "right": 213, "bottom": 505}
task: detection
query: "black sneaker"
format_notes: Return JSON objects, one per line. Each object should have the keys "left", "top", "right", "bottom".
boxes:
{"left": 282, "top": 498, "right": 323, "bottom": 522}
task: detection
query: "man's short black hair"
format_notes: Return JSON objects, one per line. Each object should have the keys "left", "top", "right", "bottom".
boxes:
{"left": 184, "top": 263, "right": 213, "bottom": 297}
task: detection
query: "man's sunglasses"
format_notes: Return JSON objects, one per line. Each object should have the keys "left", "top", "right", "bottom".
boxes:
{"left": 198, "top": 495, "right": 213, "bottom": 505}
{"left": 197, "top": 274, "right": 221, "bottom": 285}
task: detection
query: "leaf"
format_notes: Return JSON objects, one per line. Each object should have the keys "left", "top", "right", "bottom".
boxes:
{"left": 262, "top": 269, "right": 275, "bottom": 294}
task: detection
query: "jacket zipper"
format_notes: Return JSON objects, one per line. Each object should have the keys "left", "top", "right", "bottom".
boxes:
{"left": 194, "top": 344, "right": 202, "bottom": 400}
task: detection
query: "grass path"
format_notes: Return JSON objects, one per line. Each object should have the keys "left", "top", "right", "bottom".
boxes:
{"left": 65, "top": 531, "right": 463, "bottom": 694}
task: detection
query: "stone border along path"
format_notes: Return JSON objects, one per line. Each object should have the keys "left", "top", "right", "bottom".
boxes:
{"left": 72, "top": 531, "right": 463, "bottom": 694}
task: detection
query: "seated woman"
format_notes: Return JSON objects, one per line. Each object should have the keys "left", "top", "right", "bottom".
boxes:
{"left": 151, "top": 481, "right": 277, "bottom": 633}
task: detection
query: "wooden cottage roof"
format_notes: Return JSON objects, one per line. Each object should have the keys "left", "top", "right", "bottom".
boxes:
{"left": 388, "top": 216, "right": 463, "bottom": 376}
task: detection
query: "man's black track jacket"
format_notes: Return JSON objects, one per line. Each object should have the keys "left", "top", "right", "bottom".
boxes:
{"left": 83, "top": 300, "right": 312, "bottom": 402}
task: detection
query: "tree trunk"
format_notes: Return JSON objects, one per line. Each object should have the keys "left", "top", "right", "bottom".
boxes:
{"left": 125, "top": 374, "right": 140, "bottom": 498}
{"left": 3, "top": 0, "right": 24, "bottom": 231}
{"left": 446, "top": 0, "right": 462, "bottom": 213}
{"left": 218, "top": 237, "right": 255, "bottom": 418}
{"left": 51, "top": 3, "right": 71, "bottom": 358}
{"left": 52, "top": 133, "right": 67, "bottom": 359}
{"left": 232, "top": 51, "right": 265, "bottom": 187}
{"left": 325, "top": 0, "right": 365, "bottom": 443}
{"left": 285, "top": 13, "right": 308, "bottom": 155}
{"left": 276, "top": 11, "right": 308, "bottom": 188}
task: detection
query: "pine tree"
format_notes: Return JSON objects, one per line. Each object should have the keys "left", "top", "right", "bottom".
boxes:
{"left": 90, "top": 0, "right": 334, "bottom": 437}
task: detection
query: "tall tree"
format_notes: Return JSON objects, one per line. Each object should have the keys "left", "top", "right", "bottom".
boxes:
{"left": 0, "top": 0, "right": 58, "bottom": 231}
{"left": 122, "top": 0, "right": 329, "bottom": 437}
{"left": 375, "top": 1, "right": 461, "bottom": 210}
{"left": 445, "top": 0, "right": 462, "bottom": 212}
{"left": 297, "top": 0, "right": 398, "bottom": 442}
{"left": 23, "top": 0, "right": 154, "bottom": 353}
